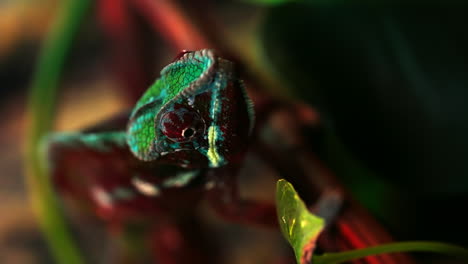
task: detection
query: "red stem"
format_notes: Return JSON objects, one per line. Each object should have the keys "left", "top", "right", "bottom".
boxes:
{"left": 307, "top": 154, "right": 416, "bottom": 264}
{"left": 98, "top": 0, "right": 151, "bottom": 101}
{"left": 130, "top": 0, "right": 211, "bottom": 51}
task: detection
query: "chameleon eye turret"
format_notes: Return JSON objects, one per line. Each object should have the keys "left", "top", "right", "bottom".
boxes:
{"left": 159, "top": 104, "right": 205, "bottom": 143}
{"left": 126, "top": 49, "right": 254, "bottom": 168}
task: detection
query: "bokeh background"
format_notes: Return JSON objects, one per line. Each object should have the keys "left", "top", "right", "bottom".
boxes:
{"left": 1, "top": 0, "right": 467, "bottom": 263}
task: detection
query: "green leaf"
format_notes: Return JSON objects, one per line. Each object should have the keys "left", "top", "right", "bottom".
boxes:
{"left": 276, "top": 179, "right": 325, "bottom": 264}
{"left": 276, "top": 180, "right": 468, "bottom": 264}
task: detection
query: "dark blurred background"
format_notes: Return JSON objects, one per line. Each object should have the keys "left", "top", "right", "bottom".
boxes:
{"left": 261, "top": 3, "right": 468, "bottom": 244}
{"left": 1, "top": 1, "right": 467, "bottom": 263}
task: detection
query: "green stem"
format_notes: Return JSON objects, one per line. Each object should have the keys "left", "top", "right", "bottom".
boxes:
{"left": 25, "top": 1, "right": 91, "bottom": 264}
{"left": 314, "top": 241, "right": 468, "bottom": 264}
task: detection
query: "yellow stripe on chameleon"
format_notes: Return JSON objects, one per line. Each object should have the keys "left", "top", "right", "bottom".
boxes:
{"left": 207, "top": 125, "right": 223, "bottom": 167}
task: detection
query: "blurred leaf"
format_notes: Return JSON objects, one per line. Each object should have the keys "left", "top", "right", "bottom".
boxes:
{"left": 260, "top": 4, "right": 468, "bottom": 193}
{"left": 276, "top": 179, "right": 325, "bottom": 264}
{"left": 25, "top": 0, "right": 91, "bottom": 263}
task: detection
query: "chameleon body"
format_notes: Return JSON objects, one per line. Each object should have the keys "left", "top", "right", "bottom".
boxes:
{"left": 46, "top": 49, "right": 254, "bottom": 217}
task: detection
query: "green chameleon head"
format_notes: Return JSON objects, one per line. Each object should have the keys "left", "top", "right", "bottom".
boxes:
{"left": 126, "top": 49, "right": 254, "bottom": 168}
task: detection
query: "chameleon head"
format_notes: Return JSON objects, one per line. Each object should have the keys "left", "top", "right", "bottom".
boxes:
{"left": 126, "top": 49, "right": 254, "bottom": 168}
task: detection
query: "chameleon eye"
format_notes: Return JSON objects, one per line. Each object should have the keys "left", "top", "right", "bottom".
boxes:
{"left": 159, "top": 105, "right": 205, "bottom": 143}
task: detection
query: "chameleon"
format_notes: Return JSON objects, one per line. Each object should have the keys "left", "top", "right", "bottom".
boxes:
{"left": 126, "top": 49, "right": 254, "bottom": 167}
{"left": 43, "top": 49, "right": 406, "bottom": 264}
{"left": 44, "top": 49, "right": 262, "bottom": 223}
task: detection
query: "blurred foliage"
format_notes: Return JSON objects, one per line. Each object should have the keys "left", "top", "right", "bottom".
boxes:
{"left": 25, "top": 0, "right": 91, "bottom": 263}
{"left": 259, "top": 3, "right": 468, "bottom": 244}
{"left": 0, "top": 0, "right": 57, "bottom": 57}
{"left": 260, "top": 4, "right": 468, "bottom": 193}
{"left": 0, "top": 0, "right": 56, "bottom": 98}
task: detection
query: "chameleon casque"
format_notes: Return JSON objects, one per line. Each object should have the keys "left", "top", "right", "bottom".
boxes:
{"left": 45, "top": 49, "right": 270, "bottom": 226}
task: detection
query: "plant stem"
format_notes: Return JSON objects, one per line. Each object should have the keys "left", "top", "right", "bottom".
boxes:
{"left": 314, "top": 241, "right": 468, "bottom": 264}
{"left": 131, "top": 0, "right": 210, "bottom": 51}
{"left": 25, "top": 0, "right": 91, "bottom": 264}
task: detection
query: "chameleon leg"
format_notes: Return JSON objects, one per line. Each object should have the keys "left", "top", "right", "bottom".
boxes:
{"left": 43, "top": 132, "right": 128, "bottom": 184}
{"left": 44, "top": 131, "right": 197, "bottom": 263}
{"left": 43, "top": 131, "right": 168, "bottom": 222}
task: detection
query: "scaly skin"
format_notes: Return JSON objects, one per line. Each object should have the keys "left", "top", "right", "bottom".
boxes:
{"left": 127, "top": 49, "right": 254, "bottom": 167}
